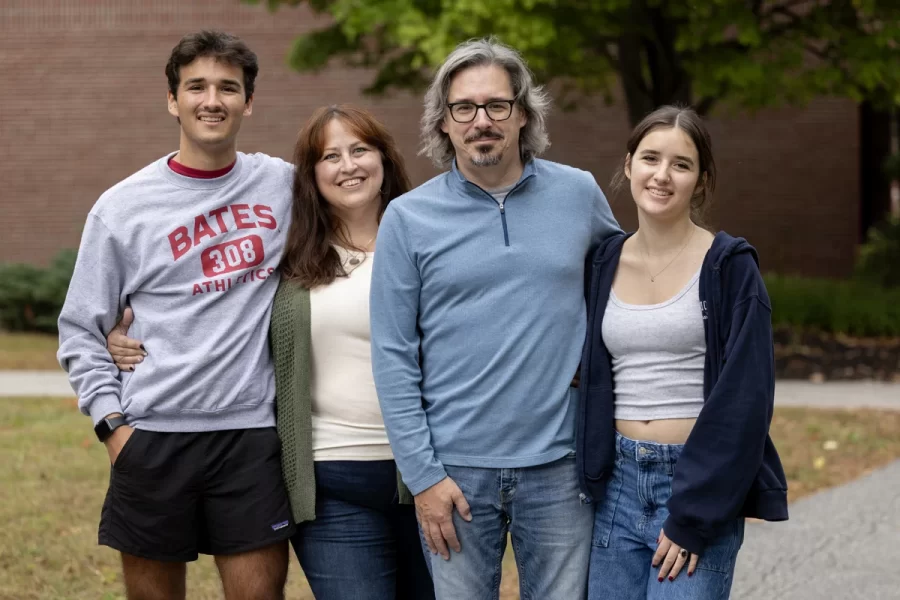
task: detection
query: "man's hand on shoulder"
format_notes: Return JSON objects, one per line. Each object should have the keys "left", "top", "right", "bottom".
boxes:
{"left": 414, "top": 476, "right": 472, "bottom": 560}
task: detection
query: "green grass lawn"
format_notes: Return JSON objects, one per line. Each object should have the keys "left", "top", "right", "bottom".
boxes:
{"left": 1, "top": 397, "right": 899, "bottom": 599}
{"left": 0, "top": 333, "right": 60, "bottom": 370}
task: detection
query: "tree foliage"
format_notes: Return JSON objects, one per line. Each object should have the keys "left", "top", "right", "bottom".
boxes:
{"left": 248, "top": 0, "right": 900, "bottom": 124}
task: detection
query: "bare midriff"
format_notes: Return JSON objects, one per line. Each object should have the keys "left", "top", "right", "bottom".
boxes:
{"left": 615, "top": 418, "right": 697, "bottom": 445}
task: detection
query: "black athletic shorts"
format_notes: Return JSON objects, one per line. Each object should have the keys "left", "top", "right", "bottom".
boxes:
{"left": 99, "top": 427, "right": 296, "bottom": 562}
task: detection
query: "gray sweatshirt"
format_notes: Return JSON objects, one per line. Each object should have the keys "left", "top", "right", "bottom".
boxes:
{"left": 58, "top": 152, "right": 293, "bottom": 432}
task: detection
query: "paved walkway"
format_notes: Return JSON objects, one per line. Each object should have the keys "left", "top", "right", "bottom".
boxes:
{"left": 773, "top": 380, "right": 900, "bottom": 410}
{"left": 0, "top": 370, "right": 74, "bottom": 397}
{"left": 733, "top": 459, "right": 900, "bottom": 600}
{"left": 2, "top": 370, "right": 899, "bottom": 407}
{"left": 1, "top": 372, "right": 898, "bottom": 599}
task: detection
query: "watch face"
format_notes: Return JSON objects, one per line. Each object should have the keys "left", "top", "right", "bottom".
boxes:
{"left": 95, "top": 418, "right": 114, "bottom": 441}
{"left": 95, "top": 416, "right": 125, "bottom": 441}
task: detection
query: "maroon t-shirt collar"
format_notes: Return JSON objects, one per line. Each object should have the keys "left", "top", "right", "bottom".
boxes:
{"left": 168, "top": 156, "right": 237, "bottom": 179}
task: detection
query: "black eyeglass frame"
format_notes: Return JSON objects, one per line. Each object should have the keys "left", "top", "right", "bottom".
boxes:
{"left": 446, "top": 99, "right": 516, "bottom": 123}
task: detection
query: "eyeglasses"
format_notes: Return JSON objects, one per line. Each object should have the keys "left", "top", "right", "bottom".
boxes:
{"left": 446, "top": 100, "right": 515, "bottom": 123}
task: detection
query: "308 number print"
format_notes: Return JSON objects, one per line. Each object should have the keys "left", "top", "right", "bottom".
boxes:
{"left": 201, "top": 235, "right": 265, "bottom": 277}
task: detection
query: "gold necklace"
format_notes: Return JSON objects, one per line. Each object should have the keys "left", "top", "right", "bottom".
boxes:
{"left": 638, "top": 226, "right": 695, "bottom": 283}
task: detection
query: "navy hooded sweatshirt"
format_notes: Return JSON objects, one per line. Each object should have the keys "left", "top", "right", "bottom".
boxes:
{"left": 576, "top": 231, "right": 789, "bottom": 554}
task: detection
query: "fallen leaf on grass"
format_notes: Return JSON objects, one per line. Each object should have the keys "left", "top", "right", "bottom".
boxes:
{"left": 813, "top": 456, "right": 826, "bottom": 470}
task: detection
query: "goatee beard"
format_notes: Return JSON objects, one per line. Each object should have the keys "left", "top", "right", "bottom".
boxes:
{"left": 470, "top": 152, "right": 503, "bottom": 167}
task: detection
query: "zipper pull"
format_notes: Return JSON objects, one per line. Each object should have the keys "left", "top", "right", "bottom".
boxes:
{"left": 499, "top": 202, "right": 505, "bottom": 212}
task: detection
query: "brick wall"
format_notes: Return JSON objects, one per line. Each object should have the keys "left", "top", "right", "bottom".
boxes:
{"left": 1, "top": 0, "right": 860, "bottom": 276}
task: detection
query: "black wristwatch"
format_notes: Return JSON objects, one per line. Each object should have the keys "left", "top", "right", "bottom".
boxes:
{"left": 94, "top": 415, "right": 128, "bottom": 442}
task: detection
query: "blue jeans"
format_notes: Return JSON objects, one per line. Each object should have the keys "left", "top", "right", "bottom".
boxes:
{"left": 425, "top": 454, "right": 593, "bottom": 600}
{"left": 588, "top": 433, "right": 744, "bottom": 600}
{"left": 291, "top": 460, "right": 434, "bottom": 600}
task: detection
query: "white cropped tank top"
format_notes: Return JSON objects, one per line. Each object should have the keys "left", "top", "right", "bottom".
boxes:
{"left": 601, "top": 269, "right": 706, "bottom": 421}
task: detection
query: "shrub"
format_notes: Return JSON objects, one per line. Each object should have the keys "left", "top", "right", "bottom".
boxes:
{"left": 855, "top": 215, "right": 900, "bottom": 289}
{"left": 883, "top": 153, "right": 900, "bottom": 181}
{"left": 0, "top": 250, "right": 77, "bottom": 333}
{"left": 764, "top": 274, "right": 900, "bottom": 337}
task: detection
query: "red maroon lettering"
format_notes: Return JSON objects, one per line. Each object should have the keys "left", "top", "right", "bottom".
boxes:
{"left": 202, "top": 281, "right": 213, "bottom": 292}
{"left": 168, "top": 226, "right": 191, "bottom": 261}
{"left": 254, "top": 205, "right": 277, "bottom": 229}
{"left": 256, "top": 269, "right": 268, "bottom": 279}
{"left": 214, "top": 279, "right": 227, "bottom": 292}
{"left": 230, "top": 204, "right": 255, "bottom": 230}
{"left": 208, "top": 206, "right": 230, "bottom": 234}
{"left": 192, "top": 283, "right": 203, "bottom": 295}
{"left": 193, "top": 215, "right": 216, "bottom": 244}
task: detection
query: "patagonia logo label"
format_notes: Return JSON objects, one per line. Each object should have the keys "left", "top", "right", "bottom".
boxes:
{"left": 271, "top": 520, "right": 290, "bottom": 531}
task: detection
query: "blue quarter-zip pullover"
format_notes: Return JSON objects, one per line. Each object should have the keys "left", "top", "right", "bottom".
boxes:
{"left": 370, "top": 159, "right": 621, "bottom": 495}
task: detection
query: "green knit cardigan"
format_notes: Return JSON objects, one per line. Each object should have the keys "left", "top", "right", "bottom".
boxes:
{"left": 269, "top": 278, "right": 413, "bottom": 524}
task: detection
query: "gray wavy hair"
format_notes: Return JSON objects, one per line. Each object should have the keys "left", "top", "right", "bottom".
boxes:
{"left": 419, "top": 37, "right": 551, "bottom": 169}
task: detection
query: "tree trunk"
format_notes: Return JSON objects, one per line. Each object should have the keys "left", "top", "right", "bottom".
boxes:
{"left": 644, "top": 4, "right": 692, "bottom": 110}
{"left": 859, "top": 101, "right": 893, "bottom": 238}
{"left": 617, "top": 0, "right": 698, "bottom": 127}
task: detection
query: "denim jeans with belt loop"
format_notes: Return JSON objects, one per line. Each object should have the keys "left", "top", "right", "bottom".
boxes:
{"left": 588, "top": 432, "right": 744, "bottom": 600}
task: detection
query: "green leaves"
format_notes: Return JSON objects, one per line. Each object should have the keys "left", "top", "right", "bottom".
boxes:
{"left": 250, "top": 0, "right": 900, "bottom": 121}
{"left": 0, "top": 250, "right": 76, "bottom": 333}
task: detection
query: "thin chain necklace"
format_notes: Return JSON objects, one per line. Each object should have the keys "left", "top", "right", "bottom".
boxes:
{"left": 638, "top": 226, "right": 695, "bottom": 283}
{"left": 346, "top": 233, "right": 377, "bottom": 266}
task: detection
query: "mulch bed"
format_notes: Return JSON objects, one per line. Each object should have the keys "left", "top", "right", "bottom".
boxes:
{"left": 774, "top": 326, "right": 900, "bottom": 381}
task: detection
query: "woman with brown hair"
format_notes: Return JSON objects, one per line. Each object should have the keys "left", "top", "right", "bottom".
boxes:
{"left": 108, "top": 105, "right": 434, "bottom": 599}
{"left": 270, "top": 104, "right": 433, "bottom": 599}
{"left": 578, "top": 105, "right": 788, "bottom": 599}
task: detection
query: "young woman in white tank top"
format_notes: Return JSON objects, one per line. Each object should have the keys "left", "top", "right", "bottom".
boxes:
{"left": 585, "top": 106, "right": 786, "bottom": 600}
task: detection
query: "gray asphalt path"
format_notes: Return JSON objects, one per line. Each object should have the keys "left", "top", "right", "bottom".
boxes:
{"left": 774, "top": 380, "right": 899, "bottom": 410}
{"left": 2, "top": 371, "right": 898, "bottom": 407}
{"left": 0, "top": 370, "right": 73, "bottom": 397}
{"left": 733, "top": 458, "right": 900, "bottom": 600}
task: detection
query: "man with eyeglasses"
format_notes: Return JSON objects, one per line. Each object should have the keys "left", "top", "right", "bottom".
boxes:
{"left": 370, "top": 37, "right": 621, "bottom": 598}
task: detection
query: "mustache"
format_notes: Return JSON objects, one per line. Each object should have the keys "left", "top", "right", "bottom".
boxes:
{"left": 465, "top": 130, "right": 504, "bottom": 143}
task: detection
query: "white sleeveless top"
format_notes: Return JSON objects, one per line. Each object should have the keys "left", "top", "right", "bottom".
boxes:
{"left": 309, "top": 248, "right": 393, "bottom": 461}
{"left": 601, "top": 269, "right": 706, "bottom": 421}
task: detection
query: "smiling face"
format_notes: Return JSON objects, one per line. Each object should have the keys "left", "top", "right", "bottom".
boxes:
{"left": 625, "top": 126, "right": 703, "bottom": 222}
{"left": 314, "top": 118, "right": 385, "bottom": 220}
{"left": 440, "top": 64, "right": 527, "bottom": 171}
{"left": 167, "top": 56, "right": 252, "bottom": 154}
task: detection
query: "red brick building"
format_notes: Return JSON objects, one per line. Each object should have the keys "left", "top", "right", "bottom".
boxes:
{"left": 1, "top": 0, "right": 861, "bottom": 276}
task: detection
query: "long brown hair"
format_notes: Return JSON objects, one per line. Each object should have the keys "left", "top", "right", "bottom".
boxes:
{"left": 281, "top": 105, "right": 412, "bottom": 288}
{"left": 611, "top": 105, "right": 717, "bottom": 225}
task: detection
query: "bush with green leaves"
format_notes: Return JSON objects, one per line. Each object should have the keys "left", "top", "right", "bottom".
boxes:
{"left": 883, "top": 153, "right": 900, "bottom": 181}
{"left": 764, "top": 274, "right": 900, "bottom": 337}
{"left": 855, "top": 215, "right": 900, "bottom": 289}
{"left": 0, "top": 250, "right": 76, "bottom": 333}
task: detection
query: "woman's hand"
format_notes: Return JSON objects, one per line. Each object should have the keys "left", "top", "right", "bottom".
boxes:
{"left": 107, "top": 307, "right": 147, "bottom": 372}
{"left": 652, "top": 528, "right": 699, "bottom": 582}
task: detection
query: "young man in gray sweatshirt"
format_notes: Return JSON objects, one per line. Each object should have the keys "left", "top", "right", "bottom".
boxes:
{"left": 369, "top": 39, "right": 621, "bottom": 599}
{"left": 57, "top": 31, "right": 295, "bottom": 600}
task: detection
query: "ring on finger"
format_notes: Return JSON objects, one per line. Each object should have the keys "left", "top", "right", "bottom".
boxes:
{"left": 679, "top": 548, "right": 689, "bottom": 559}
